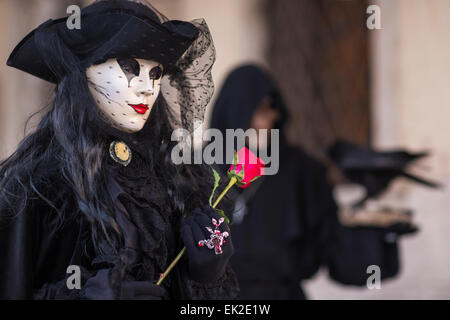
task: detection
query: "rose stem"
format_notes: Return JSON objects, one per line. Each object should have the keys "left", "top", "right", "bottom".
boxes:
{"left": 156, "top": 247, "right": 186, "bottom": 285}
{"left": 212, "top": 177, "right": 237, "bottom": 209}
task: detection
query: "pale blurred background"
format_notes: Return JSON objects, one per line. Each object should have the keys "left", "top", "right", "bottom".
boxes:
{"left": 0, "top": 0, "right": 449, "bottom": 299}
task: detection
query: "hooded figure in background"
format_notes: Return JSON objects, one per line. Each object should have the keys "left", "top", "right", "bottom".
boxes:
{"left": 210, "top": 65, "right": 336, "bottom": 299}
{"left": 210, "top": 64, "right": 411, "bottom": 299}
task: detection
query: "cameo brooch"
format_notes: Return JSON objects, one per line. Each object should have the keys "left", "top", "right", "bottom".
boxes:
{"left": 109, "top": 141, "right": 132, "bottom": 166}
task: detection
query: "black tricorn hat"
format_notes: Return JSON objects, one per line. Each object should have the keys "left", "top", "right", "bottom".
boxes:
{"left": 6, "top": 0, "right": 199, "bottom": 83}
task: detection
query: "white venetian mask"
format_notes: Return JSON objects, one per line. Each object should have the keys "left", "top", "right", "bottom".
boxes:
{"left": 86, "top": 58, "right": 163, "bottom": 133}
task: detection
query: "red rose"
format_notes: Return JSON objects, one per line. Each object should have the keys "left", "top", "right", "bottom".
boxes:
{"left": 228, "top": 147, "right": 265, "bottom": 188}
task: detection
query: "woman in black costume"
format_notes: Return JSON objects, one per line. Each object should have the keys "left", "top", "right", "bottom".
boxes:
{"left": 0, "top": 0, "right": 237, "bottom": 300}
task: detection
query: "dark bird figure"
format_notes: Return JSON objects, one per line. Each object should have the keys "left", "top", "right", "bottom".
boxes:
{"left": 328, "top": 139, "right": 441, "bottom": 207}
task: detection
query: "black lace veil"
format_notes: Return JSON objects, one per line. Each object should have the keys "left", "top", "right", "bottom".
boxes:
{"left": 160, "top": 18, "right": 215, "bottom": 134}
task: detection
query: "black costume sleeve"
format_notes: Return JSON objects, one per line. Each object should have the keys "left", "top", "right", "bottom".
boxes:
{"left": 0, "top": 203, "right": 40, "bottom": 299}
{"left": 0, "top": 195, "right": 90, "bottom": 299}
{"left": 32, "top": 251, "right": 167, "bottom": 300}
{"left": 0, "top": 195, "right": 114, "bottom": 300}
{"left": 32, "top": 266, "right": 116, "bottom": 299}
{"left": 185, "top": 264, "right": 240, "bottom": 300}
{"left": 294, "top": 154, "right": 338, "bottom": 280}
{"left": 0, "top": 191, "right": 168, "bottom": 300}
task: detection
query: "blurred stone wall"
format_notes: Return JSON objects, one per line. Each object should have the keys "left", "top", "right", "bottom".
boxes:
{"left": 0, "top": 0, "right": 81, "bottom": 158}
{"left": 267, "top": 0, "right": 370, "bottom": 162}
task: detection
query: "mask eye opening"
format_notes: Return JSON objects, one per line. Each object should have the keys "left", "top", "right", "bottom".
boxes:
{"left": 117, "top": 58, "right": 140, "bottom": 76}
{"left": 149, "top": 65, "right": 163, "bottom": 80}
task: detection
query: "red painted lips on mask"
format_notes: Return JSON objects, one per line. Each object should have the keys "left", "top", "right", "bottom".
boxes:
{"left": 128, "top": 103, "right": 149, "bottom": 114}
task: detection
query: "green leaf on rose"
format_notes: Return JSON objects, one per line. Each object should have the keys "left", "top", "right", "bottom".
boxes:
{"left": 209, "top": 167, "right": 221, "bottom": 207}
{"left": 214, "top": 207, "right": 230, "bottom": 227}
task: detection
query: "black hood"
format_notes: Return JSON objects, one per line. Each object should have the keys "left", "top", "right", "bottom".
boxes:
{"left": 210, "top": 64, "right": 288, "bottom": 136}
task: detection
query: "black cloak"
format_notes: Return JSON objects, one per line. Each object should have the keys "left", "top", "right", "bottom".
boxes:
{"left": 210, "top": 65, "right": 403, "bottom": 299}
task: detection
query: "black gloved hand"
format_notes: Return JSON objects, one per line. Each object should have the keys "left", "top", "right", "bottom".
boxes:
{"left": 120, "top": 281, "right": 167, "bottom": 300}
{"left": 181, "top": 206, "right": 234, "bottom": 283}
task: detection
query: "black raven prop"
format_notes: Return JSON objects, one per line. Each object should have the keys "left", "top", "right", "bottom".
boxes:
{"left": 328, "top": 140, "right": 441, "bottom": 206}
